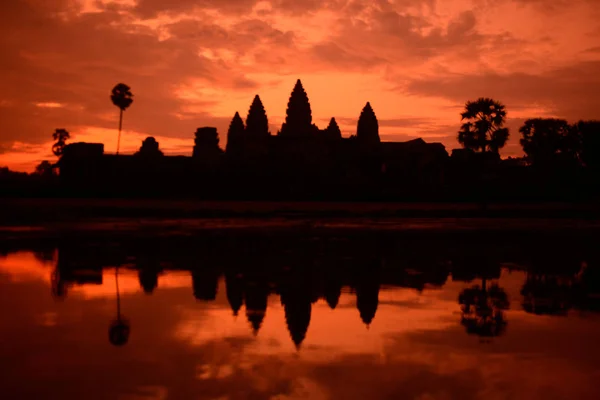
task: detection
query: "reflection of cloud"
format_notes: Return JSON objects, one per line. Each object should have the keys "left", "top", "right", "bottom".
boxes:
{"left": 0, "top": 252, "right": 53, "bottom": 283}
{"left": 2, "top": 249, "right": 600, "bottom": 399}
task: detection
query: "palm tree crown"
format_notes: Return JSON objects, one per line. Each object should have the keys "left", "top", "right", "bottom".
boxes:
{"left": 111, "top": 83, "right": 134, "bottom": 155}
{"left": 458, "top": 98, "right": 509, "bottom": 153}
{"left": 111, "top": 83, "right": 133, "bottom": 111}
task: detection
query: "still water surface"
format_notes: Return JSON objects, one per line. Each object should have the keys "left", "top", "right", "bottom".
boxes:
{"left": 1, "top": 231, "right": 600, "bottom": 400}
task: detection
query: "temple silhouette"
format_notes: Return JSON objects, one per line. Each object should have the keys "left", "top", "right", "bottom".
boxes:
{"left": 56, "top": 79, "right": 451, "bottom": 200}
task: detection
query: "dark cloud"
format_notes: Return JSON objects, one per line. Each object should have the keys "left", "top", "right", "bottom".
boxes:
{"left": 406, "top": 61, "right": 600, "bottom": 121}
{"left": 0, "top": 0, "right": 268, "bottom": 147}
{"left": 133, "top": 0, "right": 257, "bottom": 18}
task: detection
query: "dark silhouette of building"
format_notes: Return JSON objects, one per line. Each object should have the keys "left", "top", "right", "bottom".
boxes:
{"left": 279, "top": 79, "right": 316, "bottom": 138}
{"left": 225, "top": 112, "right": 245, "bottom": 155}
{"left": 51, "top": 78, "right": 600, "bottom": 202}
{"left": 356, "top": 102, "right": 380, "bottom": 144}
{"left": 324, "top": 117, "right": 342, "bottom": 140}
{"left": 245, "top": 95, "right": 270, "bottom": 139}
{"left": 135, "top": 137, "right": 164, "bottom": 158}
{"left": 193, "top": 127, "right": 223, "bottom": 159}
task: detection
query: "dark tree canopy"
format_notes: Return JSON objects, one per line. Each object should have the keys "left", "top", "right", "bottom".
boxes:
{"left": 35, "top": 160, "right": 54, "bottom": 177}
{"left": 110, "top": 83, "right": 134, "bottom": 111}
{"left": 52, "top": 128, "right": 70, "bottom": 156}
{"left": 226, "top": 112, "right": 245, "bottom": 153}
{"left": 324, "top": 117, "right": 342, "bottom": 140}
{"left": 245, "top": 95, "right": 270, "bottom": 138}
{"left": 357, "top": 102, "right": 380, "bottom": 144}
{"left": 576, "top": 120, "right": 600, "bottom": 169}
{"left": 135, "top": 136, "right": 163, "bottom": 157}
{"left": 279, "top": 79, "right": 313, "bottom": 137}
{"left": 458, "top": 98, "right": 509, "bottom": 153}
{"left": 519, "top": 118, "right": 577, "bottom": 166}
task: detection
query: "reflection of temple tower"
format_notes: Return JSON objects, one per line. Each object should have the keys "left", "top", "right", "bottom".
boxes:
{"left": 354, "top": 259, "right": 381, "bottom": 327}
{"left": 191, "top": 269, "right": 219, "bottom": 301}
{"left": 135, "top": 243, "right": 163, "bottom": 295}
{"left": 356, "top": 277, "right": 380, "bottom": 327}
{"left": 244, "top": 279, "right": 269, "bottom": 335}
{"left": 225, "top": 272, "right": 244, "bottom": 316}
{"left": 280, "top": 286, "right": 312, "bottom": 349}
{"left": 138, "top": 267, "right": 160, "bottom": 294}
{"left": 323, "top": 272, "right": 342, "bottom": 310}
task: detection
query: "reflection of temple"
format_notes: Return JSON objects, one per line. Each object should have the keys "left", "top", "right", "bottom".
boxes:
{"left": 192, "top": 269, "right": 219, "bottom": 301}
{"left": 244, "top": 278, "right": 269, "bottom": 335}
{"left": 280, "top": 284, "right": 312, "bottom": 349}
{"left": 225, "top": 272, "right": 244, "bottom": 316}
{"left": 42, "top": 233, "right": 600, "bottom": 348}
{"left": 354, "top": 261, "right": 381, "bottom": 327}
{"left": 51, "top": 244, "right": 104, "bottom": 300}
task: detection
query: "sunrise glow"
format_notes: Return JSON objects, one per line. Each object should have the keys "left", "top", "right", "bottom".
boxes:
{"left": 1, "top": 0, "right": 599, "bottom": 172}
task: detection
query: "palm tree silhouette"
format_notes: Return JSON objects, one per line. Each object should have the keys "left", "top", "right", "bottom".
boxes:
{"left": 110, "top": 83, "right": 134, "bottom": 155}
{"left": 109, "top": 266, "right": 130, "bottom": 346}
{"left": 52, "top": 128, "right": 70, "bottom": 156}
{"left": 458, "top": 98, "right": 509, "bottom": 154}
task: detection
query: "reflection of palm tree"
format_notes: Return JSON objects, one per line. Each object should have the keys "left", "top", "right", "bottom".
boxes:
{"left": 109, "top": 266, "right": 130, "bottom": 346}
{"left": 51, "top": 266, "right": 68, "bottom": 300}
{"left": 458, "top": 278, "right": 509, "bottom": 340}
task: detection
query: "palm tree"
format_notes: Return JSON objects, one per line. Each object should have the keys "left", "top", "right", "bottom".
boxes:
{"left": 52, "top": 128, "right": 70, "bottom": 156}
{"left": 458, "top": 98, "right": 509, "bottom": 154}
{"left": 109, "top": 266, "right": 131, "bottom": 346}
{"left": 110, "top": 83, "right": 134, "bottom": 155}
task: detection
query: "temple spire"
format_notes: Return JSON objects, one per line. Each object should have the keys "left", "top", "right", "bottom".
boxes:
{"left": 357, "top": 102, "right": 380, "bottom": 143}
{"left": 246, "top": 95, "right": 270, "bottom": 138}
{"left": 279, "top": 79, "right": 313, "bottom": 137}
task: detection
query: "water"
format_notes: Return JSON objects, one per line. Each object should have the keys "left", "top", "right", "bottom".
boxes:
{"left": 1, "top": 230, "right": 600, "bottom": 399}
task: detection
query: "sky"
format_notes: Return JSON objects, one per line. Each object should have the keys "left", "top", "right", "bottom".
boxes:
{"left": 1, "top": 0, "right": 599, "bottom": 172}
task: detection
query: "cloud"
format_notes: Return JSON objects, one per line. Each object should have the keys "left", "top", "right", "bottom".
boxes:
{"left": 1, "top": 0, "right": 599, "bottom": 170}
{"left": 406, "top": 61, "right": 600, "bottom": 121}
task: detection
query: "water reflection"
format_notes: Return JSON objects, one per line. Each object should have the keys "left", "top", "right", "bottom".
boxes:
{"left": 109, "top": 266, "right": 130, "bottom": 346}
{"left": 2, "top": 232, "right": 600, "bottom": 399}
{"left": 32, "top": 235, "right": 600, "bottom": 348}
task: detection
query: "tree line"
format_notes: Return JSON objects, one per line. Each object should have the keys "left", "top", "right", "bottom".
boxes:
{"left": 457, "top": 97, "right": 599, "bottom": 169}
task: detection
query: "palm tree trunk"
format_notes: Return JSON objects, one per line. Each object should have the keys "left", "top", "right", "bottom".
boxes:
{"left": 115, "top": 266, "right": 121, "bottom": 320}
{"left": 116, "top": 109, "right": 123, "bottom": 155}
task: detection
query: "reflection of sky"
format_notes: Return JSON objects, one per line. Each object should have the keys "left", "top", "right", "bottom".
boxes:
{"left": 1, "top": 253, "right": 600, "bottom": 399}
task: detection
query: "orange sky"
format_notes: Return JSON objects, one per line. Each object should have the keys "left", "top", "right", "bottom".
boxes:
{"left": 1, "top": 0, "right": 599, "bottom": 172}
